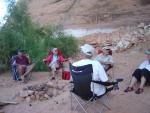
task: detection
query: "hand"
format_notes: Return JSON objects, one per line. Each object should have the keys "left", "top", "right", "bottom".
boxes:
{"left": 26, "top": 54, "right": 30, "bottom": 59}
{"left": 99, "top": 60, "right": 105, "bottom": 64}
{"left": 68, "top": 58, "right": 74, "bottom": 64}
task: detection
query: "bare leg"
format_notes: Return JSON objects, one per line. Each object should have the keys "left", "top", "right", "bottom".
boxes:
{"left": 139, "top": 76, "right": 146, "bottom": 89}
{"left": 129, "top": 76, "right": 137, "bottom": 87}
{"left": 51, "top": 63, "right": 56, "bottom": 78}
{"left": 18, "top": 65, "right": 26, "bottom": 76}
{"left": 23, "top": 65, "right": 34, "bottom": 76}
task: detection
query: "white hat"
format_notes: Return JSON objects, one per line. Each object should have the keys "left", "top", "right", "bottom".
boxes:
{"left": 102, "top": 46, "right": 111, "bottom": 50}
{"left": 80, "top": 44, "right": 94, "bottom": 56}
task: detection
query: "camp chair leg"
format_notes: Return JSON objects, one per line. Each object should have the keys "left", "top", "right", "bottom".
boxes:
{"left": 111, "top": 68, "right": 114, "bottom": 78}
{"left": 72, "top": 93, "right": 88, "bottom": 113}
{"left": 99, "top": 93, "right": 111, "bottom": 113}
{"left": 93, "top": 99, "right": 96, "bottom": 113}
{"left": 76, "top": 98, "right": 93, "bottom": 111}
{"left": 70, "top": 92, "right": 73, "bottom": 110}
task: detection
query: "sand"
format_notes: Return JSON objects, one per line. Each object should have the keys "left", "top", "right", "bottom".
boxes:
{"left": 0, "top": 42, "right": 150, "bottom": 113}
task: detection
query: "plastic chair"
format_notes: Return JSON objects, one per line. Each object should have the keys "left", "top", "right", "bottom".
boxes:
{"left": 69, "top": 63, "right": 123, "bottom": 113}
{"left": 98, "top": 50, "right": 114, "bottom": 78}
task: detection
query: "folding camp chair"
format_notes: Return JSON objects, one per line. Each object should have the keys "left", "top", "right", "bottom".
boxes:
{"left": 45, "top": 51, "right": 67, "bottom": 78}
{"left": 69, "top": 63, "right": 123, "bottom": 113}
{"left": 98, "top": 50, "right": 114, "bottom": 78}
{"left": 11, "top": 55, "right": 33, "bottom": 81}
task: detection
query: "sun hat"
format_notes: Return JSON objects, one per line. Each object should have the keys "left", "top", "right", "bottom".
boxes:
{"left": 80, "top": 44, "right": 94, "bottom": 56}
{"left": 102, "top": 46, "right": 111, "bottom": 50}
{"left": 52, "top": 48, "right": 58, "bottom": 52}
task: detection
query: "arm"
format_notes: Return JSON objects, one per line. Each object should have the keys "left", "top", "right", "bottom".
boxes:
{"left": 99, "top": 56, "right": 114, "bottom": 66}
{"left": 26, "top": 55, "right": 32, "bottom": 64}
{"left": 58, "top": 56, "right": 68, "bottom": 62}
{"left": 44, "top": 55, "right": 52, "bottom": 63}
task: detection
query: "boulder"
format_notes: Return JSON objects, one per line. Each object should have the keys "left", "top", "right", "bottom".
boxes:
{"left": 116, "top": 39, "right": 132, "bottom": 51}
{"left": 20, "top": 90, "right": 28, "bottom": 98}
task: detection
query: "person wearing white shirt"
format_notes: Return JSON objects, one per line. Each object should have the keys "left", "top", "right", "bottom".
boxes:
{"left": 124, "top": 50, "right": 150, "bottom": 94}
{"left": 71, "top": 44, "right": 109, "bottom": 96}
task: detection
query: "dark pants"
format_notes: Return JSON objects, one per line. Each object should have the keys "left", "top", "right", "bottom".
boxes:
{"left": 132, "top": 68, "right": 150, "bottom": 82}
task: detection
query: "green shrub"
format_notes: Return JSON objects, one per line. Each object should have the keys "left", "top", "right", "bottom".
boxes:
{"left": 0, "top": 0, "right": 78, "bottom": 72}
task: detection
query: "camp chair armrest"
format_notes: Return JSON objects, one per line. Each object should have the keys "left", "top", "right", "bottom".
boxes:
{"left": 92, "top": 80, "right": 117, "bottom": 86}
{"left": 69, "top": 81, "right": 73, "bottom": 83}
{"left": 92, "top": 79, "right": 123, "bottom": 86}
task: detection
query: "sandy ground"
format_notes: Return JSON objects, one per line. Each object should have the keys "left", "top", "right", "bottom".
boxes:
{"left": 0, "top": 42, "right": 150, "bottom": 113}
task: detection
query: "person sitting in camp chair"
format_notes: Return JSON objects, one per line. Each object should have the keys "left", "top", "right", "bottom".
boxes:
{"left": 13, "top": 49, "right": 35, "bottom": 82}
{"left": 124, "top": 49, "right": 150, "bottom": 94}
{"left": 43, "top": 48, "right": 67, "bottom": 81}
{"left": 94, "top": 46, "right": 114, "bottom": 71}
{"left": 71, "top": 44, "right": 111, "bottom": 96}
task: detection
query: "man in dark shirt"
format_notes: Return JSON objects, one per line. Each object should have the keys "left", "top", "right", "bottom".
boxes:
{"left": 13, "top": 49, "right": 35, "bottom": 81}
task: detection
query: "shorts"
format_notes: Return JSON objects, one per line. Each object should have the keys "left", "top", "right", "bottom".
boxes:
{"left": 49, "top": 61, "right": 59, "bottom": 69}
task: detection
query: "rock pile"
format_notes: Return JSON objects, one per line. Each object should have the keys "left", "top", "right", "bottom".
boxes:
{"left": 16, "top": 80, "right": 69, "bottom": 104}
{"left": 81, "top": 23, "right": 150, "bottom": 52}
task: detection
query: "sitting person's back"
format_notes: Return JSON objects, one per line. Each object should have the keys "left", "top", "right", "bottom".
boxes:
{"left": 94, "top": 46, "right": 114, "bottom": 70}
{"left": 72, "top": 44, "right": 109, "bottom": 96}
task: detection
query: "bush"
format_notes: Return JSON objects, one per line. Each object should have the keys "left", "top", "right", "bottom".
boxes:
{"left": 0, "top": 0, "right": 78, "bottom": 72}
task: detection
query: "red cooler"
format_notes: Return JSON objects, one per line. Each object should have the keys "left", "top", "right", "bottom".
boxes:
{"left": 62, "top": 69, "right": 70, "bottom": 80}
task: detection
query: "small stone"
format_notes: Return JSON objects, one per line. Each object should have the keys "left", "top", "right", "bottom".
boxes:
{"left": 30, "top": 95, "right": 36, "bottom": 100}
{"left": 57, "top": 90, "right": 62, "bottom": 95}
{"left": 52, "top": 89, "right": 58, "bottom": 97}
{"left": 36, "top": 94, "right": 40, "bottom": 100}
{"left": 39, "top": 96, "right": 46, "bottom": 101}
{"left": 34, "top": 91, "right": 38, "bottom": 95}
{"left": 44, "top": 94, "right": 50, "bottom": 99}
{"left": 46, "top": 92, "right": 53, "bottom": 97}
{"left": 38, "top": 91, "right": 45, "bottom": 96}
{"left": 20, "top": 90, "right": 28, "bottom": 98}
{"left": 47, "top": 81, "right": 57, "bottom": 88}
{"left": 17, "top": 97, "right": 25, "bottom": 102}
{"left": 28, "top": 90, "right": 34, "bottom": 96}
{"left": 138, "top": 23, "right": 145, "bottom": 29}
{"left": 26, "top": 97, "right": 31, "bottom": 104}
{"left": 22, "top": 87, "right": 27, "bottom": 91}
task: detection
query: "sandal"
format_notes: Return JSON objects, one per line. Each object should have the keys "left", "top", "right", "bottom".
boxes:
{"left": 135, "top": 88, "right": 143, "bottom": 94}
{"left": 124, "top": 87, "right": 134, "bottom": 92}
